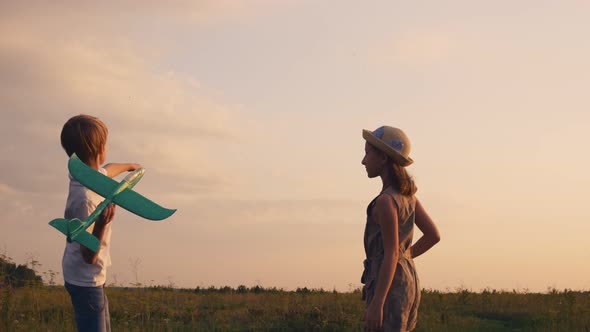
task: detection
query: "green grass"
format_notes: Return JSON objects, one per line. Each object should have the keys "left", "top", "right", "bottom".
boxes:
{"left": 1, "top": 286, "right": 589, "bottom": 331}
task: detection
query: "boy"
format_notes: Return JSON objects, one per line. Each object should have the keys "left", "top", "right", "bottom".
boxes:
{"left": 59, "top": 114, "right": 141, "bottom": 332}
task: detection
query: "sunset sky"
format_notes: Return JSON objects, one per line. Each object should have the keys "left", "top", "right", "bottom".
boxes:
{"left": 1, "top": 1, "right": 589, "bottom": 292}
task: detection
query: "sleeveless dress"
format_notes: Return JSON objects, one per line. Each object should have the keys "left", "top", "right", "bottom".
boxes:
{"left": 361, "top": 190, "right": 420, "bottom": 331}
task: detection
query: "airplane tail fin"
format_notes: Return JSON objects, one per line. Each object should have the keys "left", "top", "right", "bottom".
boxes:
{"left": 48, "top": 218, "right": 72, "bottom": 236}
{"left": 48, "top": 218, "right": 100, "bottom": 253}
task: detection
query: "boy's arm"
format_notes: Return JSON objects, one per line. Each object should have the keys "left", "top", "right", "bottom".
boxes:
{"left": 68, "top": 199, "right": 116, "bottom": 264}
{"left": 103, "top": 163, "right": 142, "bottom": 178}
{"left": 81, "top": 204, "right": 116, "bottom": 265}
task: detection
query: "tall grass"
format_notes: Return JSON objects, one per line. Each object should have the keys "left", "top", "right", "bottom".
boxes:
{"left": 1, "top": 285, "right": 589, "bottom": 331}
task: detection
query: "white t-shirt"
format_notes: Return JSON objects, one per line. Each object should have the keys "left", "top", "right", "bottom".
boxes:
{"left": 62, "top": 167, "right": 112, "bottom": 287}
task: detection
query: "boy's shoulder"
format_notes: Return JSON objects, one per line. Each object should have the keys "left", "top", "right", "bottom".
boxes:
{"left": 65, "top": 169, "right": 106, "bottom": 213}
{"left": 65, "top": 166, "right": 107, "bottom": 196}
{"left": 65, "top": 187, "right": 93, "bottom": 216}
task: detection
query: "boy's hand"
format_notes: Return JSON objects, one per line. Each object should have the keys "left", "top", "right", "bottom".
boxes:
{"left": 104, "top": 163, "right": 143, "bottom": 178}
{"left": 128, "top": 163, "right": 142, "bottom": 171}
{"left": 97, "top": 204, "right": 116, "bottom": 226}
{"left": 84, "top": 204, "right": 115, "bottom": 264}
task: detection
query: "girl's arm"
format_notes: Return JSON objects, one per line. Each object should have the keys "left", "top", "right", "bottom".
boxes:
{"left": 103, "top": 163, "right": 142, "bottom": 178}
{"left": 411, "top": 198, "right": 441, "bottom": 258}
{"left": 365, "top": 194, "right": 399, "bottom": 331}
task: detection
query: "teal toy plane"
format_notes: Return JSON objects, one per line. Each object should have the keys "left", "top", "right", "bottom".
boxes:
{"left": 49, "top": 154, "right": 176, "bottom": 253}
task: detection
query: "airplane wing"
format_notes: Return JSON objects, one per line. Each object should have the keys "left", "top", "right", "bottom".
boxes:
{"left": 69, "top": 153, "right": 176, "bottom": 220}
{"left": 68, "top": 153, "right": 118, "bottom": 198}
{"left": 112, "top": 188, "right": 176, "bottom": 220}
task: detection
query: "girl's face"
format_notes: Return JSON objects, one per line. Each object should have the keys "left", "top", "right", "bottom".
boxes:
{"left": 362, "top": 142, "right": 386, "bottom": 178}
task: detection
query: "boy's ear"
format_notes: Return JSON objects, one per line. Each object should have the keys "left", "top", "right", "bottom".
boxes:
{"left": 97, "top": 143, "right": 106, "bottom": 162}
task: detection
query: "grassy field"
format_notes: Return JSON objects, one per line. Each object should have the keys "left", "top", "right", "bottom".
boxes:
{"left": 1, "top": 285, "right": 589, "bottom": 331}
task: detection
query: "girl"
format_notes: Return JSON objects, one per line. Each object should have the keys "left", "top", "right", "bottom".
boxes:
{"left": 361, "top": 126, "right": 441, "bottom": 331}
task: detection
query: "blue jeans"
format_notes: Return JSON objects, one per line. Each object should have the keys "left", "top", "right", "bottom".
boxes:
{"left": 65, "top": 282, "right": 111, "bottom": 332}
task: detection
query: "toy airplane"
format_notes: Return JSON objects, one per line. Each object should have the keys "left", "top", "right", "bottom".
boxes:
{"left": 49, "top": 153, "right": 176, "bottom": 253}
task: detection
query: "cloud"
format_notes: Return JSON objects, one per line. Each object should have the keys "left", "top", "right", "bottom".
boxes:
{"left": 0, "top": 4, "right": 255, "bottom": 196}
{"left": 104, "top": 198, "right": 365, "bottom": 289}
{"left": 0, "top": 1, "right": 296, "bottom": 28}
{"left": 159, "top": 198, "right": 365, "bottom": 226}
{"left": 0, "top": 4, "right": 266, "bottom": 286}
{"left": 368, "top": 30, "right": 455, "bottom": 67}
{"left": 0, "top": 183, "right": 16, "bottom": 194}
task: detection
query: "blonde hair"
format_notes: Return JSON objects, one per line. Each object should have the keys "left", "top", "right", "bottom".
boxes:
{"left": 60, "top": 115, "right": 108, "bottom": 164}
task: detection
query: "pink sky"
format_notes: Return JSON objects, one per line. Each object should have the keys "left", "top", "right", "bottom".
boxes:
{"left": 1, "top": 1, "right": 589, "bottom": 291}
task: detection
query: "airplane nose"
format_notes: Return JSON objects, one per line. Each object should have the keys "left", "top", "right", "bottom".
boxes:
{"left": 123, "top": 168, "right": 145, "bottom": 184}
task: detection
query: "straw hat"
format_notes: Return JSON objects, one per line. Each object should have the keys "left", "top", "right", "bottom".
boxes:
{"left": 362, "top": 126, "right": 413, "bottom": 166}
